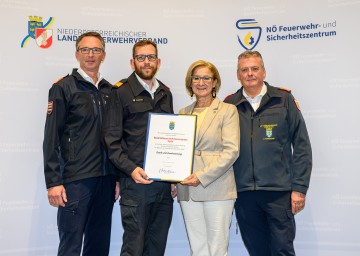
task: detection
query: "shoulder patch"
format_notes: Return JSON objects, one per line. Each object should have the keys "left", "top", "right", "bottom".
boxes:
{"left": 278, "top": 87, "right": 291, "bottom": 93}
{"left": 114, "top": 81, "right": 124, "bottom": 88}
{"left": 47, "top": 101, "right": 54, "bottom": 115}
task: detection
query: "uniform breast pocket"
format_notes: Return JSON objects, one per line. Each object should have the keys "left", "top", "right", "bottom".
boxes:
{"left": 159, "top": 102, "right": 172, "bottom": 113}
{"left": 71, "top": 92, "right": 98, "bottom": 117}
{"left": 258, "top": 108, "right": 288, "bottom": 143}
{"left": 100, "top": 92, "right": 110, "bottom": 110}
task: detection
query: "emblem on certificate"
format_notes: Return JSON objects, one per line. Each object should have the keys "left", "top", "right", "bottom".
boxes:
{"left": 144, "top": 113, "right": 197, "bottom": 182}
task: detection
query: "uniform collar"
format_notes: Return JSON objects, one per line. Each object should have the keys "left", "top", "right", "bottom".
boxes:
{"left": 77, "top": 67, "right": 103, "bottom": 87}
{"left": 232, "top": 81, "right": 279, "bottom": 105}
{"left": 243, "top": 83, "right": 267, "bottom": 100}
{"left": 128, "top": 72, "right": 163, "bottom": 97}
{"left": 134, "top": 72, "right": 159, "bottom": 99}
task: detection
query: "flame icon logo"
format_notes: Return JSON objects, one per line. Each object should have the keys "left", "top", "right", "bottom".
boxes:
{"left": 236, "top": 19, "right": 262, "bottom": 50}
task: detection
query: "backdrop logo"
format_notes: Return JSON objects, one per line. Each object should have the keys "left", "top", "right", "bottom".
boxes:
{"left": 236, "top": 19, "right": 262, "bottom": 50}
{"left": 21, "top": 16, "right": 55, "bottom": 48}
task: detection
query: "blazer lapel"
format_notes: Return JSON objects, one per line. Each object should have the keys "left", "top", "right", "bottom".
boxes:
{"left": 181, "top": 102, "right": 196, "bottom": 115}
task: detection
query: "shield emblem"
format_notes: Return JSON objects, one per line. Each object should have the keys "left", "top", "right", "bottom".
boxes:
{"left": 47, "top": 101, "right": 54, "bottom": 115}
{"left": 169, "top": 121, "right": 175, "bottom": 130}
{"left": 236, "top": 19, "right": 262, "bottom": 50}
{"left": 35, "top": 28, "right": 53, "bottom": 49}
{"left": 266, "top": 130, "right": 272, "bottom": 138}
{"left": 28, "top": 20, "right": 43, "bottom": 39}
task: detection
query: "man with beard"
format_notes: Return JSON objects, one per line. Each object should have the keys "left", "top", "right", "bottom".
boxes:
{"left": 103, "top": 40, "right": 175, "bottom": 256}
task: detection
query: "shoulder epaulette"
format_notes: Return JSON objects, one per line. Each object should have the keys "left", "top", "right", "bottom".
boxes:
{"left": 224, "top": 94, "right": 234, "bottom": 101}
{"left": 114, "top": 81, "right": 123, "bottom": 88}
{"left": 278, "top": 87, "right": 291, "bottom": 93}
{"left": 54, "top": 74, "right": 69, "bottom": 84}
{"left": 114, "top": 78, "right": 128, "bottom": 88}
{"left": 162, "top": 83, "right": 170, "bottom": 90}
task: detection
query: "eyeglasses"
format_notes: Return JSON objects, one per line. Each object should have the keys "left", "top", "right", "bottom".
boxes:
{"left": 239, "top": 66, "right": 261, "bottom": 74}
{"left": 134, "top": 54, "right": 158, "bottom": 62}
{"left": 191, "top": 76, "right": 213, "bottom": 83}
{"left": 77, "top": 47, "right": 104, "bottom": 54}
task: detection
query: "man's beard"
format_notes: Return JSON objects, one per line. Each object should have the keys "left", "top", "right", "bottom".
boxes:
{"left": 134, "top": 64, "right": 158, "bottom": 80}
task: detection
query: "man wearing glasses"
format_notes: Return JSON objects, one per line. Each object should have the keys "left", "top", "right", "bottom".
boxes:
{"left": 103, "top": 40, "right": 174, "bottom": 256}
{"left": 43, "top": 31, "right": 119, "bottom": 256}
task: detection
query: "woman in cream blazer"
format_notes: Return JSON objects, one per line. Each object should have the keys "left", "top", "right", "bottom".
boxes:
{"left": 177, "top": 60, "right": 240, "bottom": 256}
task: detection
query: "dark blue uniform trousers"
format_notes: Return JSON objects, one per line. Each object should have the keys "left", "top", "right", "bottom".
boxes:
{"left": 235, "top": 191, "right": 296, "bottom": 256}
{"left": 119, "top": 178, "right": 173, "bottom": 256}
{"left": 57, "top": 175, "right": 116, "bottom": 256}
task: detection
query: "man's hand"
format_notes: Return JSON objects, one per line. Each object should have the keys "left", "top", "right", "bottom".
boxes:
{"left": 291, "top": 191, "right": 306, "bottom": 215}
{"left": 115, "top": 181, "right": 120, "bottom": 200}
{"left": 181, "top": 173, "right": 200, "bottom": 187}
{"left": 47, "top": 185, "right": 67, "bottom": 207}
{"left": 171, "top": 183, "right": 177, "bottom": 198}
{"left": 131, "top": 167, "right": 153, "bottom": 184}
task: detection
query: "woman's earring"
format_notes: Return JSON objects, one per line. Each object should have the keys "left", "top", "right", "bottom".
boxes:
{"left": 212, "top": 88, "right": 216, "bottom": 98}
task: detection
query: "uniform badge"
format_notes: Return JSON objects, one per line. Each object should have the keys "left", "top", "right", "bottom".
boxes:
{"left": 260, "top": 124, "right": 278, "bottom": 141}
{"left": 47, "top": 101, "right": 53, "bottom": 115}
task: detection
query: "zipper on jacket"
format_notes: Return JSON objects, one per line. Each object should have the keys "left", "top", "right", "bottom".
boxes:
{"left": 69, "top": 131, "right": 74, "bottom": 160}
{"left": 90, "top": 94, "right": 98, "bottom": 116}
{"left": 96, "top": 88, "right": 107, "bottom": 175}
{"left": 98, "top": 92, "right": 107, "bottom": 176}
{"left": 96, "top": 92, "right": 103, "bottom": 124}
{"left": 250, "top": 111, "right": 256, "bottom": 190}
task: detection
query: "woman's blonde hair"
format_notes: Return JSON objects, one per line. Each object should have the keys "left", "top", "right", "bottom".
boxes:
{"left": 185, "top": 60, "right": 221, "bottom": 97}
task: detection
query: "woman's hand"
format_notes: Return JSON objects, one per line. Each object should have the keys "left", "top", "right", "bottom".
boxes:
{"left": 181, "top": 173, "right": 200, "bottom": 187}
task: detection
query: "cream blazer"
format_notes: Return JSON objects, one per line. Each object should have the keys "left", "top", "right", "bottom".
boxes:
{"left": 177, "top": 98, "right": 240, "bottom": 201}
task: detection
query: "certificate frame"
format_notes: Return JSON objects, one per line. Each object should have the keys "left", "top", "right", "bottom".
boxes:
{"left": 143, "top": 113, "right": 197, "bottom": 182}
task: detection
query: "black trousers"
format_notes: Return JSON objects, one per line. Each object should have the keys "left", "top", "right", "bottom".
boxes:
{"left": 235, "top": 191, "right": 296, "bottom": 256}
{"left": 57, "top": 175, "right": 116, "bottom": 256}
{"left": 119, "top": 178, "right": 173, "bottom": 256}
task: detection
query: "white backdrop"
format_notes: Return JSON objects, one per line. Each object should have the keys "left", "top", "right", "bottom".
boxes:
{"left": 1, "top": 0, "right": 360, "bottom": 255}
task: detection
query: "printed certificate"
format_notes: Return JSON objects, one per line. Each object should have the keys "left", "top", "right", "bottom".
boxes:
{"left": 144, "top": 113, "right": 197, "bottom": 182}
